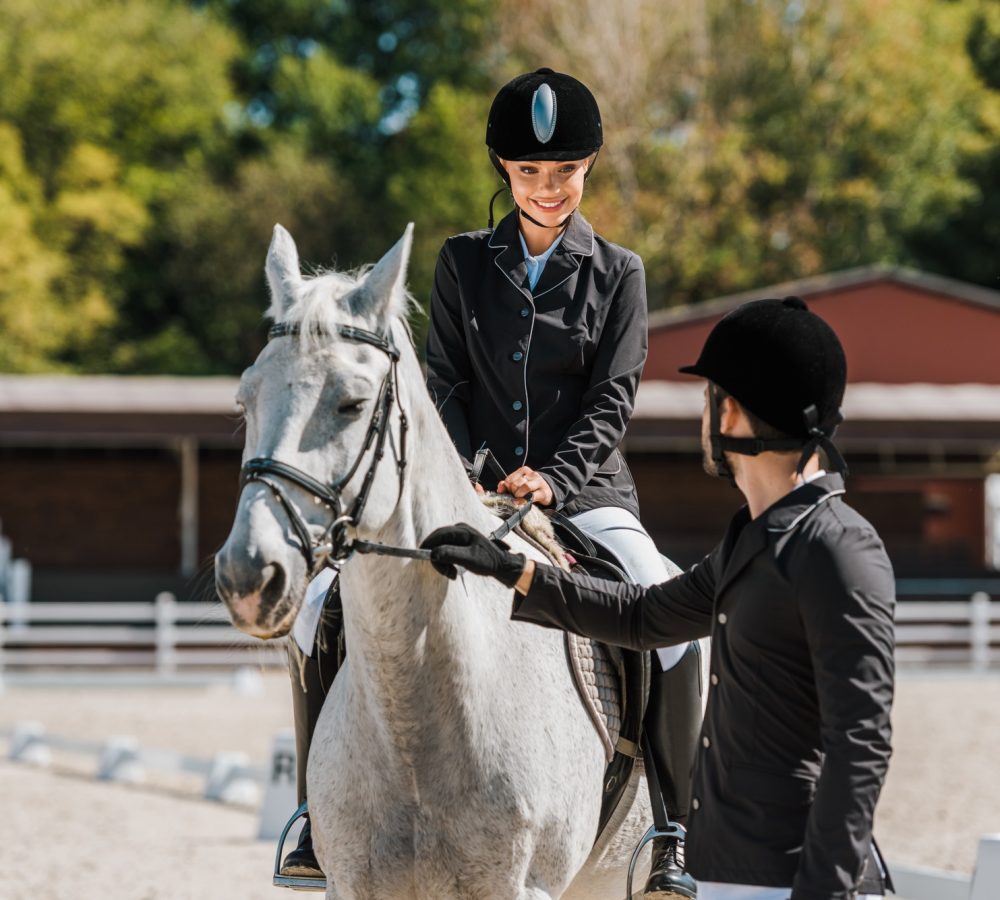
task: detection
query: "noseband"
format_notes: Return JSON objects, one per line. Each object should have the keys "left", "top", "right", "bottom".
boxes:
{"left": 239, "top": 322, "right": 409, "bottom": 576}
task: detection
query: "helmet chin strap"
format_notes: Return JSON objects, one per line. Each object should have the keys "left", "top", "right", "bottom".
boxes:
{"left": 708, "top": 389, "right": 848, "bottom": 485}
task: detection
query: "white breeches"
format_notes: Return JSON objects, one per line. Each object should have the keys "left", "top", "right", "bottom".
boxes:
{"left": 567, "top": 505, "right": 690, "bottom": 671}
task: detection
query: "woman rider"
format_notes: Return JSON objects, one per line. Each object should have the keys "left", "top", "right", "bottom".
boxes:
{"left": 424, "top": 68, "right": 703, "bottom": 900}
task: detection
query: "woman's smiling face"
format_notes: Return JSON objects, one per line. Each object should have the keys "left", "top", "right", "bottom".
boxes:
{"left": 499, "top": 157, "right": 591, "bottom": 226}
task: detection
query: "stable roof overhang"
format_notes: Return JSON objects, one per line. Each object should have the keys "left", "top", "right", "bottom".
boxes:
{"left": 0, "top": 376, "right": 242, "bottom": 445}
{"left": 629, "top": 381, "right": 1000, "bottom": 453}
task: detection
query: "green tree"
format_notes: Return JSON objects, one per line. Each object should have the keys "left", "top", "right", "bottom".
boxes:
{"left": 0, "top": 0, "right": 241, "bottom": 371}
{"left": 115, "top": 141, "right": 370, "bottom": 374}
{"left": 904, "top": 1, "right": 1000, "bottom": 289}
{"left": 498, "top": 0, "right": 999, "bottom": 307}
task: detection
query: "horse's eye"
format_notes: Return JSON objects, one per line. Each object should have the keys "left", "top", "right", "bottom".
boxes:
{"left": 338, "top": 399, "right": 366, "bottom": 415}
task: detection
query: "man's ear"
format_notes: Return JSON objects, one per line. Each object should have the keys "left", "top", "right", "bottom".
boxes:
{"left": 720, "top": 396, "right": 747, "bottom": 436}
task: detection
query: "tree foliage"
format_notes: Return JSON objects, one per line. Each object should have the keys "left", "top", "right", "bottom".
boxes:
{"left": 0, "top": 0, "right": 240, "bottom": 371}
{"left": 1, "top": 0, "right": 998, "bottom": 374}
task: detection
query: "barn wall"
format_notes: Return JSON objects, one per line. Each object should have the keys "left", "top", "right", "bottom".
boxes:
{"left": 646, "top": 280, "right": 1000, "bottom": 385}
{"left": 0, "top": 446, "right": 180, "bottom": 569}
{"left": 629, "top": 452, "right": 989, "bottom": 575}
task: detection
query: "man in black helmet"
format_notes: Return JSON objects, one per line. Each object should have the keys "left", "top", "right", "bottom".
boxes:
{"left": 422, "top": 298, "right": 896, "bottom": 900}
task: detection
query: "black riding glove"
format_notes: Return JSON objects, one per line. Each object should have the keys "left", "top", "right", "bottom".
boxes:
{"left": 419, "top": 523, "right": 526, "bottom": 587}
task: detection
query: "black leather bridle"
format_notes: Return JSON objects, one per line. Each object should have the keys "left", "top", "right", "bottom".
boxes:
{"left": 239, "top": 321, "right": 411, "bottom": 576}
{"left": 239, "top": 320, "right": 536, "bottom": 579}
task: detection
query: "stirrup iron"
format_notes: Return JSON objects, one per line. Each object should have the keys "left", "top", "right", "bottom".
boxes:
{"left": 625, "top": 821, "right": 686, "bottom": 900}
{"left": 273, "top": 801, "right": 327, "bottom": 892}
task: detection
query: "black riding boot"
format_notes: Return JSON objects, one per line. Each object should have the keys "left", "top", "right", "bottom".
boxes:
{"left": 642, "top": 642, "right": 703, "bottom": 900}
{"left": 279, "top": 587, "right": 343, "bottom": 879}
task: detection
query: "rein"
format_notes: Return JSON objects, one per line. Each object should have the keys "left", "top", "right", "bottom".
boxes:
{"left": 239, "top": 322, "right": 532, "bottom": 575}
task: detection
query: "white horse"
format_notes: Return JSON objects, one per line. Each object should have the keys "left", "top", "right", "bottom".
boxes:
{"left": 215, "top": 224, "right": 654, "bottom": 899}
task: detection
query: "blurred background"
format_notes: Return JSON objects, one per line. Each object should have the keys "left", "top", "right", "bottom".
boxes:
{"left": 2, "top": 0, "right": 999, "bottom": 596}
{"left": 1, "top": 2, "right": 1000, "bottom": 897}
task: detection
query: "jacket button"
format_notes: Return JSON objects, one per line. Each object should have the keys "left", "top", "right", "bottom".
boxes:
{"left": 717, "top": 612, "right": 727, "bottom": 624}
{"left": 512, "top": 400, "right": 523, "bottom": 411}
{"left": 512, "top": 351, "right": 523, "bottom": 362}
{"left": 692, "top": 798, "right": 700, "bottom": 810}
{"left": 514, "top": 446, "right": 524, "bottom": 457}
{"left": 710, "top": 673, "right": 719, "bottom": 686}
{"left": 520, "top": 308, "right": 530, "bottom": 317}
{"left": 702, "top": 736, "right": 711, "bottom": 749}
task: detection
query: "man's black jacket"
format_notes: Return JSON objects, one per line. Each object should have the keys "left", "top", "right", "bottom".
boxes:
{"left": 511, "top": 474, "right": 895, "bottom": 900}
{"left": 425, "top": 209, "right": 645, "bottom": 517}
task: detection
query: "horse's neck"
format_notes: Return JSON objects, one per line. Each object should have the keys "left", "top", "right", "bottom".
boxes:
{"left": 338, "top": 336, "right": 513, "bottom": 741}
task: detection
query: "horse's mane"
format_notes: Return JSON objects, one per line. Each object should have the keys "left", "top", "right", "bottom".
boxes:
{"left": 270, "top": 264, "right": 421, "bottom": 354}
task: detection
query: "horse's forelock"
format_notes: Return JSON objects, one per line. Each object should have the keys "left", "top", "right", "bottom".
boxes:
{"left": 272, "top": 265, "right": 420, "bottom": 355}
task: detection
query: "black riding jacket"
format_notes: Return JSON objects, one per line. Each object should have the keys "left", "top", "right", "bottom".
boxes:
{"left": 425, "top": 209, "right": 646, "bottom": 517}
{"left": 511, "top": 474, "right": 896, "bottom": 900}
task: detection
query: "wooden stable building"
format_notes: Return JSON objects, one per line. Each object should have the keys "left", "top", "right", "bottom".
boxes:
{"left": 0, "top": 265, "right": 998, "bottom": 603}
{"left": 0, "top": 377, "right": 245, "bottom": 603}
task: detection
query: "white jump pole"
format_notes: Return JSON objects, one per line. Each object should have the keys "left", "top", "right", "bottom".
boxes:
{"left": 96, "top": 735, "right": 145, "bottom": 783}
{"left": 8, "top": 721, "right": 51, "bottom": 767}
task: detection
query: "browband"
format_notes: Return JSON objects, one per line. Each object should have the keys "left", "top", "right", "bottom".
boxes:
{"left": 268, "top": 322, "right": 399, "bottom": 360}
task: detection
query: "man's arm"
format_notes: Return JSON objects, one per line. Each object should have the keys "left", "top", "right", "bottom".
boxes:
{"left": 511, "top": 550, "right": 716, "bottom": 649}
{"left": 791, "top": 528, "right": 895, "bottom": 900}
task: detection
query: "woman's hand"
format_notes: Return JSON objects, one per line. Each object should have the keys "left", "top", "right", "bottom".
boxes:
{"left": 497, "top": 466, "right": 554, "bottom": 506}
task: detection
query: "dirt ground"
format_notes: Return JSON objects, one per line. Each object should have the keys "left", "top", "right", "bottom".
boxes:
{"left": 0, "top": 668, "right": 997, "bottom": 900}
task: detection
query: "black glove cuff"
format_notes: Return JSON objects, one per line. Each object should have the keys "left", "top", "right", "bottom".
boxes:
{"left": 497, "top": 552, "right": 527, "bottom": 588}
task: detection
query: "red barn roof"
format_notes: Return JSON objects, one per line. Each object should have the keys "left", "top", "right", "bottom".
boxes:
{"left": 645, "top": 266, "right": 1000, "bottom": 385}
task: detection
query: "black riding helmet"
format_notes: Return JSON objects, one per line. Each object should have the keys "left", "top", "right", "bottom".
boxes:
{"left": 485, "top": 68, "right": 603, "bottom": 228}
{"left": 679, "top": 297, "right": 849, "bottom": 481}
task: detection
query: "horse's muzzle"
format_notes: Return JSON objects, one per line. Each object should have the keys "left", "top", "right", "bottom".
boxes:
{"left": 215, "top": 559, "right": 297, "bottom": 639}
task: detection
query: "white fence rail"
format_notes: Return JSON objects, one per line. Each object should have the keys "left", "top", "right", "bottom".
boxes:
{"left": 0, "top": 592, "right": 284, "bottom": 680}
{"left": 894, "top": 592, "right": 1000, "bottom": 669}
{"left": 1, "top": 589, "right": 999, "bottom": 678}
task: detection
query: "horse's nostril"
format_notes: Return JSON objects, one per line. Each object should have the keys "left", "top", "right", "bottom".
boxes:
{"left": 260, "top": 563, "right": 287, "bottom": 614}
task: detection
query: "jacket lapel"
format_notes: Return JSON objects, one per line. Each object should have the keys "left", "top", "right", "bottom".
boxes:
{"left": 488, "top": 212, "right": 530, "bottom": 298}
{"left": 715, "top": 475, "right": 847, "bottom": 597}
{"left": 716, "top": 514, "right": 769, "bottom": 599}
{"left": 531, "top": 212, "right": 594, "bottom": 300}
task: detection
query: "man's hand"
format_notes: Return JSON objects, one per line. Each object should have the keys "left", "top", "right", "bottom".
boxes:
{"left": 497, "top": 466, "right": 554, "bottom": 506}
{"left": 420, "top": 523, "right": 527, "bottom": 587}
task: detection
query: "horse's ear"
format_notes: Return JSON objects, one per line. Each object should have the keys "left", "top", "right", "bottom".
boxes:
{"left": 265, "top": 224, "right": 302, "bottom": 321}
{"left": 353, "top": 223, "right": 414, "bottom": 326}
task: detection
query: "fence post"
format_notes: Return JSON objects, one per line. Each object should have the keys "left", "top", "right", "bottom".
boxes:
{"left": 0, "top": 599, "right": 5, "bottom": 692}
{"left": 0, "top": 535, "right": 10, "bottom": 600}
{"left": 7, "top": 559, "right": 31, "bottom": 634}
{"left": 971, "top": 591, "right": 991, "bottom": 671}
{"left": 155, "top": 592, "right": 177, "bottom": 677}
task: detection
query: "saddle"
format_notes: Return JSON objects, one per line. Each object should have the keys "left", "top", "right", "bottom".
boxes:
{"left": 478, "top": 490, "right": 651, "bottom": 846}
{"left": 547, "top": 512, "right": 652, "bottom": 845}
